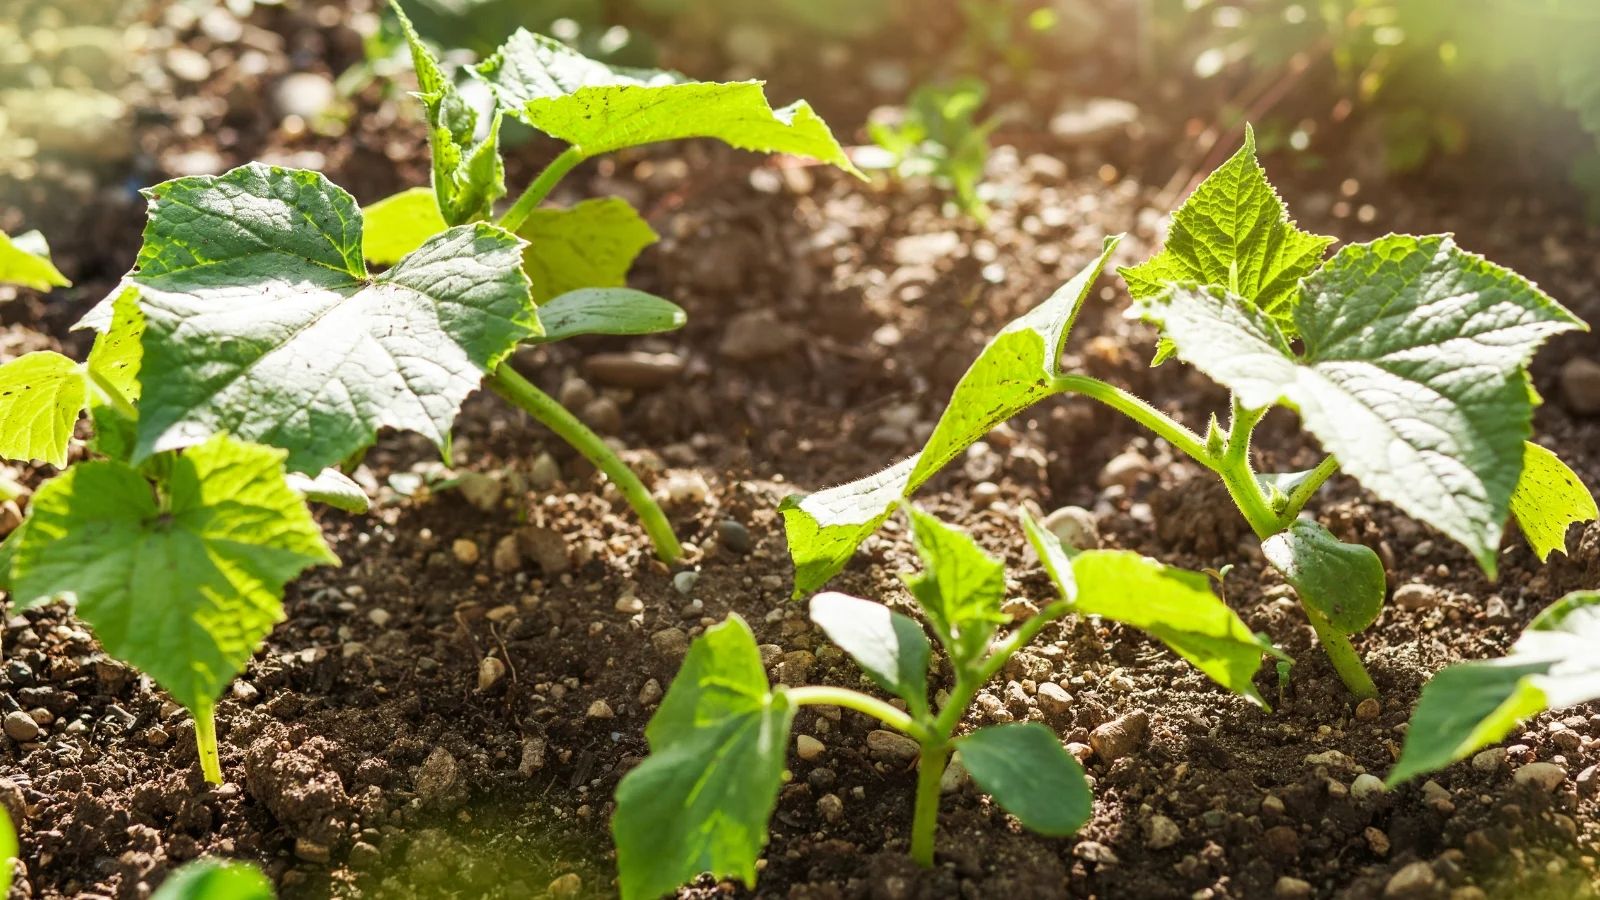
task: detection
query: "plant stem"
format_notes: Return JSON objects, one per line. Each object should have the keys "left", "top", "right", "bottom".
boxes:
{"left": 788, "top": 685, "right": 930, "bottom": 741}
{"left": 1276, "top": 455, "right": 1340, "bottom": 524}
{"left": 485, "top": 363, "right": 683, "bottom": 563}
{"left": 1217, "top": 398, "right": 1278, "bottom": 539}
{"left": 85, "top": 365, "right": 137, "bottom": 421}
{"left": 1304, "top": 605, "right": 1378, "bottom": 699}
{"left": 1053, "top": 374, "right": 1214, "bottom": 467}
{"left": 909, "top": 741, "right": 950, "bottom": 867}
{"left": 193, "top": 703, "right": 223, "bottom": 784}
{"left": 497, "top": 146, "right": 585, "bottom": 233}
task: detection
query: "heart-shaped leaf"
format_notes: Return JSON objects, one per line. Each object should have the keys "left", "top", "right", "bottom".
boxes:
{"left": 1261, "top": 519, "right": 1386, "bottom": 634}
{"left": 810, "top": 591, "right": 931, "bottom": 717}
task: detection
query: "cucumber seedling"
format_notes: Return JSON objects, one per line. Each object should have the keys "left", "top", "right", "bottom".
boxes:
{"left": 612, "top": 503, "right": 1283, "bottom": 897}
{"left": 866, "top": 77, "right": 999, "bottom": 220}
{"left": 781, "top": 128, "right": 1594, "bottom": 699}
{"left": 1388, "top": 589, "right": 1600, "bottom": 786}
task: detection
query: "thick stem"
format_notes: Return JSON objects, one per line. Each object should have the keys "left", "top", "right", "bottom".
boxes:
{"left": 787, "top": 685, "right": 930, "bottom": 741}
{"left": 1217, "top": 399, "right": 1279, "bottom": 538}
{"left": 909, "top": 741, "right": 950, "bottom": 867}
{"left": 497, "top": 146, "right": 585, "bottom": 233}
{"left": 1304, "top": 606, "right": 1379, "bottom": 699}
{"left": 1054, "top": 375, "right": 1214, "bottom": 468}
{"left": 485, "top": 363, "right": 683, "bottom": 563}
{"left": 194, "top": 703, "right": 223, "bottom": 784}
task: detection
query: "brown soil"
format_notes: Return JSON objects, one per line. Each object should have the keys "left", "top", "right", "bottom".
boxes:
{"left": 3, "top": 3, "right": 1599, "bottom": 900}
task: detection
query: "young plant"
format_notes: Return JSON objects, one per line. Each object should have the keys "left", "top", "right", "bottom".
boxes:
{"left": 866, "top": 78, "right": 999, "bottom": 219}
{"left": 781, "top": 128, "right": 1595, "bottom": 699}
{"left": 77, "top": 1, "right": 861, "bottom": 565}
{"left": 612, "top": 503, "right": 1282, "bottom": 898}
{"left": 151, "top": 858, "right": 274, "bottom": 900}
{"left": 1387, "top": 589, "right": 1600, "bottom": 786}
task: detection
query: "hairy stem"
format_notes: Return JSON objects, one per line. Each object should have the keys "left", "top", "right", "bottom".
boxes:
{"left": 1053, "top": 375, "right": 1214, "bottom": 467}
{"left": 485, "top": 363, "right": 683, "bottom": 563}
{"left": 193, "top": 703, "right": 223, "bottom": 784}
{"left": 1217, "top": 398, "right": 1278, "bottom": 539}
{"left": 498, "top": 146, "right": 585, "bottom": 233}
{"left": 1304, "top": 605, "right": 1379, "bottom": 699}
{"left": 909, "top": 741, "right": 950, "bottom": 867}
{"left": 1276, "top": 455, "right": 1340, "bottom": 524}
{"left": 788, "top": 686, "right": 930, "bottom": 742}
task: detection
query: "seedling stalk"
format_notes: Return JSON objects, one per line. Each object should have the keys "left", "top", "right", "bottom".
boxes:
{"left": 194, "top": 703, "right": 223, "bottom": 784}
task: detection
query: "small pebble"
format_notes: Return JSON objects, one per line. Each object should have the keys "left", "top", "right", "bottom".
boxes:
{"left": 866, "top": 729, "right": 920, "bottom": 762}
{"left": 1471, "top": 747, "right": 1506, "bottom": 773}
{"left": 615, "top": 593, "right": 645, "bottom": 615}
{"left": 1355, "top": 698, "right": 1381, "bottom": 722}
{"left": 1383, "top": 860, "right": 1435, "bottom": 898}
{"left": 587, "top": 699, "right": 615, "bottom": 720}
{"left": 663, "top": 472, "right": 710, "bottom": 505}
{"left": 1043, "top": 505, "right": 1100, "bottom": 550}
{"left": 1274, "top": 876, "right": 1313, "bottom": 899}
{"left": 818, "top": 793, "right": 844, "bottom": 823}
{"left": 4, "top": 711, "right": 39, "bottom": 743}
{"left": 672, "top": 571, "right": 699, "bottom": 595}
{"left": 451, "top": 538, "right": 480, "bottom": 566}
{"left": 796, "top": 734, "right": 825, "bottom": 761}
{"left": 1351, "top": 773, "right": 1385, "bottom": 801}
{"left": 476, "top": 657, "right": 507, "bottom": 692}
{"left": 548, "top": 873, "right": 583, "bottom": 898}
{"left": 1392, "top": 583, "right": 1439, "bottom": 609}
{"left": 1090, "top": 711, "right": 1148, "bottom": 762}
{"left": 1513, "top": 761, "right": 1566, "bottom": 792}
{"left": 716, "top": 519, "right": 752, "bottom": 553}
{"left": 1145, "top": 814, "right": 1180, "bottom": 849}
{"left": 637, "top": 679, "right": 662, "bottom": 705}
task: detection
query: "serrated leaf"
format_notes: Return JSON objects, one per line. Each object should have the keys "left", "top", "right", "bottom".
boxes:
{"left": 87, "top": 286, "right": 145, "bottom": 403}
{"left": 10, "top": 435, "right": 335, "bottom": 713}
{"left": 809, "top": 591, "right": 930, "bottom": 717}
{"left": 0, "top": 352, "right": 87, "bottom": 467}
{"left": 780, "top": 238, "right": 1120, "bottom": 596}
{"left": 393, "top": 1, "right": 506, "bottom": 224}
{"left": 151, "top": 859, "right": 274, "bottom": 900}
{"left": 286, "top": 467, "right": 371, "bottom": 514}
{"left": 1119, "top": 126, "right": 1333, "bottom": 350}
{"left": 0, "top": 229, "right": 70, "bottom": 292}
{"left": 363, "top": 186, "right": 448, "bottom": 265}
{"left": 1388, "top": 590, "right": 1600, "bottom": 785}
{"left": 955, "top": 723, "right": 1091, "bottom": 837}
{"left": 1023, "top": 510, "right": 1283, "bottom": 707}
{"left": 128, "top": 163, "right": 537, "bottom": 474}
{"left": 614, "top": 616, "right": 794, "bottom": 900}
{"left": 1261, "top": 520, "right": 1386, "bottom": 634}
{"left": 518, "top": 198, "right": 659, "bottom": 303}
{"left": 1135, "top": 235, "right": 1585, "bottom": 576}
{"left": 1510, "top": 441, "right": 1596, "bottom": 561}
{"left": 531, "top": 288, "right": 686, "bottom": 344}
{"left": 473, "top": 29, "right": 861, "bottom": 176}
{"left": 902, "top": 504, "right": 1008, "bottom": 668}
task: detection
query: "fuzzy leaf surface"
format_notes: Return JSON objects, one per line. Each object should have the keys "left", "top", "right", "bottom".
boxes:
{"left": 1262, "top": 520, "right": 1386, "bottom": 634}
{"left": 955, "top": 723, "right": 1092, "bottom": 836}
{"left": 130, "top": 164, "right": 537, "bottom": 474}
{"left": 780, "top": 238, "right": 1119, "bottom": 595}
{"left": 9, "top": 435, "right": 335, "bottom": 712}
{"left": 613, "top": 616, "right": 793, "bottom": 900}
{"left": 473, "top": 29, "right": 860, "bottom": 175}
{"left": 0, "top": 229, "right": 70, "bottom": 291}
{"left": 1509, "top": 441, "right": 1596, "bottom": 561}
{"left": 809, "top": 591, "right": 931, "bottom": 717}
{"left": 363, "top": 187, "right": 447, "bottom": 265}
{"left": 531, "top": 288, "right": 686, "bottom": 343}
{"left": 518, "top": 198, "right": 659, "bottom": 303}
{"left": 1136, "top": 235, "right": 1584, "bottom": 575}
{"left": 1389, "top": 591, "right": 1600, "bottom": 785}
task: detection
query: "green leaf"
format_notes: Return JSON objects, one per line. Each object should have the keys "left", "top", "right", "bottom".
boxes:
{"left": 86, "top": 286, "right": 145, "bottom": 404}
{"left": 809, "top": 591, "right": 931, "bottom": 717}
{"left": 518, "top": 198, "right": 659, "bottom": 303}
{"left": 472, "top": 29, "right": 862, "bottom": 176}
{"left": 1388, "top": 590, "right": 1600, "bottom": 785}
{"left": 1023, "top": 510, "right": 1283, "bottom": 707}
{"left": 1261, "top": 520, "right": 1386, "bottom": 634}
{"left": 1118, "top": 126, "right": 1333, "bottom": 351}
{"left": 531, "top": 288, "right": 687, "bottom": 343}
{"left": 613, "top": 616, "right": 794, "bottom": 900}
{"left": 0, "top": 521, "right": 23, "bottom": 594}
{"left": 363, "top": 186, "right": 448, "bottom": 265}
{"left": 0, "top": 229, "right": 70, "bottom": 291}
{"left": 781, "top": 237, "right": 1120, "bottom": 596}
{"left": 954, "top": 723, "right": 1092, "bottom": 837}
{"left": 0, "top": 800, "right": 14, "bottom": 897}
{"left": 0, "top": 352, "right": 87, "bottom": 467}
{"left": 129, "top": 164, "right": 537, "bottom": 474}
{"left": 1510, "top": 441, "right": 1596, "bottom": 561}
{"left": 151, "top": 858, "right": 275, "bottom": 900}
{"left": 1135, "top": 235, "right": 1585, "bottom": 576}
{"left": 902, "top": 504, "right": 1008, "bottom": 668}
{"left": 10, "top": 434, "right": 336, "bottom": 712}
{"left": 393, "top": 1, "right": 506, "bottom": 225}
{"left": 286, "top": 468, "right": 371, "bottom": 514}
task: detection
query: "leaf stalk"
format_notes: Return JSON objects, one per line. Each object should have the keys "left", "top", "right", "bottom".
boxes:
{"left": 498, "top": 146, "right": 585, "bottom": 233}
{"left": 788, "top": 685, "right": 931, "bottom": 741}
{"left": 193, "top": 703, "right": 223, "bottom": 784}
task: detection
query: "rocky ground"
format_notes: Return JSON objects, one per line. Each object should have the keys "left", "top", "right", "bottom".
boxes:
{"left": 2, "top": 1, "right": 1600, "bottom": 899}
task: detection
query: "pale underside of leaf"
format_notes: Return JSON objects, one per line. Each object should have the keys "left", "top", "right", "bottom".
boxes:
{"left": 780, "top": 237, "right": 1120, "bottom": 596}
{"left": 517, "top": 198, "right": 659, "bottom": 303}
{"left": 809, "top": 591, "right": 931, "bottom": 717}
{"left": 530, "top": 288, "right": 686, "bottom": 343}
{"left": 286, "top": 467, "right": 371, "bottom": 513}
{"left": 1509, "top": 441, "right": 1596, "bottom": 561}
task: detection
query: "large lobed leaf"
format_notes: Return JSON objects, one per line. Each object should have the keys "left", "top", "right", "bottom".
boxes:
{"left": 1135, "top": 235, "right": 1584, "bottom": 576}
{"left": 614, "top": 616, "right": 795, "bottom": 900}
{"left": 9, "top": 434, "right": 336, "bottom": 713}
{"left": 1119, "top": 126, "right": 1333, "bottom": 362}
{"left": 1023, "top": 510, "right": 1284, "bottom": 707}
{"left": 0, "top": 229, "right": 71, "bottom": 292}
{"left": 472, "top": 29, "right": 861, "bottom": 176}
{"left": 128, "top": 163, "right": 538, "bottom": 474}
{"left": 780, "top": 238, "right": 1120, "bottom": 596}
{"left": 1389, "top": 590, "right": 1600, "bottom": 785}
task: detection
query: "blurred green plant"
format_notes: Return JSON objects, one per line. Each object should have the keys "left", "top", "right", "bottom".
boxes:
{"left": 866, "top": 78, "right": 1000, "bottom": 219}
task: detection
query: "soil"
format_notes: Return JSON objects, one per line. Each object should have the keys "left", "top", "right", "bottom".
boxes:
{"left": 3, "top": 2, "right": 1600, "bottom": 899}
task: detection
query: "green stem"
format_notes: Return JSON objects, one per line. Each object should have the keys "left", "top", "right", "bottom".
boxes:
{"left": 1276, "top": 455, "right": 1340, "bottom": 524}
{"left": 1217, "top": 398, "right": 1278, "bottom": 538}
{"left": 497, "top": 146, "right": 585, "bottom": 233}
{"left": 787, "top": 685, "right": 930, "bottom": 741}
{"left": 909, "top": 741, "right": 950, "bottom": 867}
{"left": 85, "top": 365, "right": 137, "bottom": 421}
{"left": 485, "top": 363, "right": 683, "bottom": 563}
{"left": 1053, "top": 375, "right": 1215, "bottom": 469}
{"left": 1304, "top": 606, "right": 1378, "bottom": 699}
{"left": 194, "top": 703, "right": 223, "bottom": 784}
